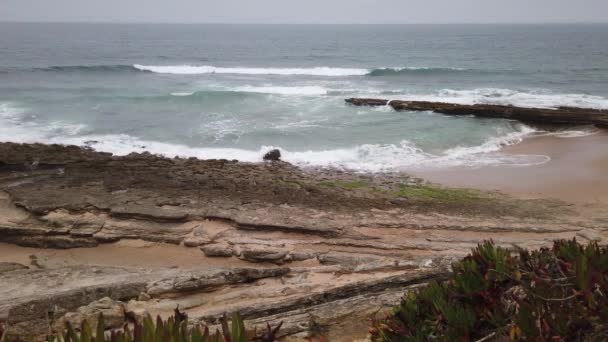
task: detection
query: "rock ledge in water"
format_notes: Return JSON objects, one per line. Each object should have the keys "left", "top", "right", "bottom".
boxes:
{"left": 345, "top": 98, "right": 608, "bottom": 128}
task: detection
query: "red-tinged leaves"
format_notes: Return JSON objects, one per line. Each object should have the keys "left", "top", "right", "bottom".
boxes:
{"left": 47, "top": 311, "right": 280, "bottom": 342}
{"left": 371, "top": 239, "right": 608, "bottom": 341}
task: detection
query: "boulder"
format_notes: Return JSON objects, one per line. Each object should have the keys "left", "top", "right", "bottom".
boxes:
{"left": 263, "top": 149, "right": 281, "bottom": 161}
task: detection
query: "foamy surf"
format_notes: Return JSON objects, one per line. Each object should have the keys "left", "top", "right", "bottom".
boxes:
{"left": 133, "top": 64, "right": 369, "bottom": 76}
{"left": 0, "top": 102, "right": 88, "bottom": 143}
{"left": 170, "top": 92, "right": 195, "bottom": 96}
{"left": 133, "top": 64, "right": 477, "bottom": 77}
{"left": 390, "top": 88, "right": 608, "bottom": 110}
{"left": 536, "top": 127, "right": 601, "bottom": 138}
{"left": 67, "top": 134, "right": 549, "bottom": 172}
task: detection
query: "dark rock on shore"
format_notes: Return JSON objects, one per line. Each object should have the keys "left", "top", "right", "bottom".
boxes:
{"left": 263, "top": 149, "right": 281, "bottom": 161}
{"left": 345, "top": 98, "right": 608, "bottom": 127}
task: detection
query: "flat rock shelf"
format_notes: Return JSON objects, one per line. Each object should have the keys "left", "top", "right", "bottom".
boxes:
{"left": 345, "top": 98, "right": 608, "bottom": 128}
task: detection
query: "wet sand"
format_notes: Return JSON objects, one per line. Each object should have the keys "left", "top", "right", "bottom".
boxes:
{"left": 410, "top": 131, "right": 608, "bottom": 204}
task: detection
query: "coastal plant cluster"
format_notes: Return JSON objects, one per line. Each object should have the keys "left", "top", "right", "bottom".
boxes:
{"left": 370, "top": 239, "right": 608, "bottom": 341}
{"left": 0, "top": 310, "right": 281, "bottom": 342}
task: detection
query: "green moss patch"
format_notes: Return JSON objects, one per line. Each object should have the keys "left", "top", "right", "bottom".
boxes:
{"left": 395, "top": 184, "right": 486, "bottom": 203}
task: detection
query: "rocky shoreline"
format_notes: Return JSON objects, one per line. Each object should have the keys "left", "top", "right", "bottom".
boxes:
{"left": 345, "top": 98, "right": 608, "bottom": 127}
{"left": 1, "top": 142, "right": 607, "bottom": 340}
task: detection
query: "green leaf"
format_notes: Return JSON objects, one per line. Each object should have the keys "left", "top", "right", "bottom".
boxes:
{"left": 230, "top": 312, "right": 245, "bottom": 342}
{"left": 96, "top": 313, "right": 105, "bottom": 342}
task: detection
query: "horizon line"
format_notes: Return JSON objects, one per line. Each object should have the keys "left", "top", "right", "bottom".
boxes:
{"left": 2, "top": 20, "right": 608, "bottom": 25}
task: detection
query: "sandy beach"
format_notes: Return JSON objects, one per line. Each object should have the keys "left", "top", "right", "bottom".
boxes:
{"left": 410, "top": 130, "right": 608, "bottom": 204}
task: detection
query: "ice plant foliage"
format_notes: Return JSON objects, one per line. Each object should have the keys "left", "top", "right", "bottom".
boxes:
{"left": 0, "top": 308, "right": 281, "bottom": 342}
{"left": 371, "top": 240, "right": 608, "bottom": 341}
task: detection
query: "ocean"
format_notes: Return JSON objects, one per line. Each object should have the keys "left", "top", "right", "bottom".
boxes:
{"left": 2, "top": 23, "right": 608, "bottom": 171}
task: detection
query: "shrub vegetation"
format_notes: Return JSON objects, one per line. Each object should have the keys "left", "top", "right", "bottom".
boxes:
{"left": 0, "top": 308, "right": 281, "bottom": 342}
{"left": 370, "top": 239, "right": 608, "bottom": 341}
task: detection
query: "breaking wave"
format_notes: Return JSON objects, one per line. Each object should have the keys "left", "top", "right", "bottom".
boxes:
{"left": 133, "top": 64, "right": 369, "bottom": 76}
{"left": 367, "top": 67, "right": 472, "bottom": 76}
{"left": 5, "top": 64, "right": 607, "bottom": 82}
{"left": 34, "top": 65, "right": 141, "bottom": 73}
{"left": 56, "top": 127, "right": 548, "bottom": 172}
{"left": 133, "top": 64, "right": 475, "bottom": 77}
{"left": 390, "top": 88, "right": 608, "bottom": 110}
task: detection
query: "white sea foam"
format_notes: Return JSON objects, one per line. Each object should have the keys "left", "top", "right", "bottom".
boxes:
{"left": 0, "top": 102, "right": 87, "bottom": 143}
{"left": 198, "top": 117, "right": 244, "bottom": 142}
{"left": 170, "top": 92, "right": 195, "bottom": 96}
{"left": 536, "top": 128, "right": 600, "bottom": 138}
{"left": 0, "top": 102, "right": 41, "bottom": 142}
{"left": 0, "top": 102, "right": 25, "bottom": 122}
{"left": 389, "top": 88, "right": 608, "bottom": 110}
{"left": 444, "top": 125, "right": 537, "bottom": 157}
{"left": 377, "top": 66, "right": 467, "bottom": 72}
{"left": 53, "top": 129, "right": 547, "bottom": 172}
{"left": 134, "top": 64, "right": 369, "bottom": 76}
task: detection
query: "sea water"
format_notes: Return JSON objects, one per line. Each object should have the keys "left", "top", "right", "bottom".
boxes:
{"left": 1, "top": 23, "right": 607, "bottom": 171}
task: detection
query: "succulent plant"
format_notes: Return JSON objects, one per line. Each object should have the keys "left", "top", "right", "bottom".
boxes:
{"left": 371, "top": 239, "right": 608, "bottom": 341}
{"left": 0, "top": 308, "right": 281, "bottom": 342}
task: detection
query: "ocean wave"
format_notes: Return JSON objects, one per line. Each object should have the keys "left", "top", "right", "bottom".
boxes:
{"left": 133, "top": 64, "right": 369, "bottom": 76}
{"left": 536, "top": 127, "right": 600, "bottom": 138}
{"left": 443, "top": 125, "right": 536, "bottom": 157}
{"left": 391, "top": 88, "right": 608, "bottom": 110}
{"left": 0, "top": 102, "right": 25, "bottom": 122}
{"left": 4, "top": 64, "right": 472, "bottom": 76}
{"left": 367, "top": 67, "right": 470, "bottom": 76}
{"left": 134, "top": 64, "right": 478, "bottom": 77}
{"left": 35, "top": 65, "right": 140, "bottom": 73}
{"left": 66, "top": 130, "right": 546, "bottom": 172}
{"left": 170, "top": 92, "right": 195, "bottom": 96}
{"left": 169, "top": 85, "right": 605, "bottom": 102}
{"left": 7, "top": 64, "right": 605, "bottom": 80}
{"left": 0, "top": 102, "right": 87, "bottom": 142}
{"left": 43, "top": 131, "right": 547, "bottom": 172}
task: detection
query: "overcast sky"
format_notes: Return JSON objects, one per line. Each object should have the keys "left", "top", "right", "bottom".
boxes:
{"left": 2, "top": 0, "right": 608, "bottom": 24}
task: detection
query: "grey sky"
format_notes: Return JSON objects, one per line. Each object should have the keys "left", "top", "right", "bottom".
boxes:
{"left": 2, "top": 0, "right": 607, "bottom": 24}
